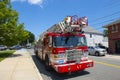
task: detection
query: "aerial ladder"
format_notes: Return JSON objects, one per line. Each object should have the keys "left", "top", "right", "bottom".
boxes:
{"left": 47, "top": 15, "right": 88, "bottom": 33}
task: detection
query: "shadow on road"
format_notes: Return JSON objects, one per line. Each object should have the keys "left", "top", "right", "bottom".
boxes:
{"left": 31, "top": 55, "right": 90, "bottom": 80}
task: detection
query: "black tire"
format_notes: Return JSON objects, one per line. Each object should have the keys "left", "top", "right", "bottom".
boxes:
{"left": 45, "top": 55, "right": 52, "bottom": 71}
{"left": 103, "top": 54, "right": 106, "bottom": 56}
{"left": 95, "top": 52, "right": 100, "bottom": 56}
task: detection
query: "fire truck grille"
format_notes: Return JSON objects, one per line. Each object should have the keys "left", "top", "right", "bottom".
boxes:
{"left": 66, "top": 49, "right": 83, "bottom": 63}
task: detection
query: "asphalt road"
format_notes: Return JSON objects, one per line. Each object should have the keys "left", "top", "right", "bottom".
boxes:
{"left": 27, "top": 49, "right": 120, "bottom": 80}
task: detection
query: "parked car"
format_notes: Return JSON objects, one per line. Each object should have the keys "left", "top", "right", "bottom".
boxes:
{"left": 26, "top": 45, "right": 33, "bottom": 49}
{"left": 9, "top": 45, "right": 22, "bottom": 50}
{"left": 0, "top": 45, "right": 7, "bottom": 50}
{"left": 88, "top": 46, "right": 107, "bottom": 56}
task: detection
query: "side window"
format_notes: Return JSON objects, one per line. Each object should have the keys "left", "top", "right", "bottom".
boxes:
{"left": 91, "top": 47, "right": 94, "bottom": 49}
{"left": 49, "top": 36, "right": 52, "bottom": 47}
{"left": 88, "top": 46, "right": 91, "bottom": 49}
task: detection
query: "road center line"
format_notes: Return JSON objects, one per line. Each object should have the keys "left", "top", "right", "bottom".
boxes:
{"left": 95, "top": 61, "right": 120, "bottom": 69}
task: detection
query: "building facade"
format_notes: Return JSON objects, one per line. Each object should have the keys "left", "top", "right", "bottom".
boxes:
{"left": 103, "top": 19, "right": 120, "bottom": 54}
{"left": 83, "top": 26, "right": 108, "bottom": 47}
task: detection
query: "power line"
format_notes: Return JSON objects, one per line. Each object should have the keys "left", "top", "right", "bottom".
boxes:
{"left": 105, "top": 2, "right": 120, "bottom": 10}
{"left": 103, "top": 0, "right": 120, "bottom": 8}
{"left": 89, "top": 0, "right": 120, "bottom": 23}
{"left": 90, "top": 10, "right": 120, "bottom": 22}
{"left": 89, "top": 0, "right": 120, "bottom": 31}
{"left": 90, "top": 17, "right": 120, "bottom": 31}
{"left": 90, "top": 17, "right": 120, "bottom": 26}
{"left": 90, "top": 18, "right": 116, "bottom": 26}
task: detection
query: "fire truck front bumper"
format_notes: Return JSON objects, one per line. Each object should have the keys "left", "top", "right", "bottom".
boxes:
{"left": 53, "top": 60, "right": 94, "bottom": 73}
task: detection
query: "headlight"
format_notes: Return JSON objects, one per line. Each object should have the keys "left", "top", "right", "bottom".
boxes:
{"left": 51, "top": 53, "right": 67, "bottom": 64}
{"left": 54, "top": 53, "right": 66, "bottom": 59}
{"left": 81, "top": 50, "right": 88, "bottom": 61}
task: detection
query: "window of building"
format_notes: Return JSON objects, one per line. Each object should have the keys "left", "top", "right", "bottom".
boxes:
{"left": 112, "top": 25, "right": 115, "bottom": 32}
{"left": 116, "top": 25, "right": 118, "bottom": 32}
{"left": 112, "top": 26, "right": 114, "bottom": 31}
{"left": 111, "top": 24, "right": 118, "bottom": 33}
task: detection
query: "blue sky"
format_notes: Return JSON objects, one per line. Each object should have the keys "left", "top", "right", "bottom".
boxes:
{"left": 11, "top": 0, "right": 120, "bottom": 39}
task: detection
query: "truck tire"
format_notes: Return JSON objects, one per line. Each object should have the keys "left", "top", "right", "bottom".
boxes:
{"left": 45, "top": 55, "right": 52, "bottom": 71}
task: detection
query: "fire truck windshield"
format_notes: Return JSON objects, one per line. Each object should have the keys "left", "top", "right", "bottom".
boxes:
{"left": 54, "top": 36, "right": 87, "bottom": 47}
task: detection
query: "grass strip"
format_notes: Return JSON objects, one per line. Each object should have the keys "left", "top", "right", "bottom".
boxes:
{"left": 0, "top": 50, "right": 15, "bottom": 62}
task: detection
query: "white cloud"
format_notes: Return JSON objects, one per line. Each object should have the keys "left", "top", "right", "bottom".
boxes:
{"left": 11, "top": 0, "right": 45, "bottom": 8}
{"left": 28, "top": 0, "right": 43, "bottom": 5}
{"left": 11, "top": 0, "right": 26, "bottom": 2}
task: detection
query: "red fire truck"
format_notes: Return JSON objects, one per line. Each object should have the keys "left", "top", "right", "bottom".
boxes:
{"left": 34, "top": 15, "right": 94, "bottom": 73}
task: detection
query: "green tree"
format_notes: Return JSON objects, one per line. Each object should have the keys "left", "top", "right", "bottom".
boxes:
{"left": 28, "top": 31, "right": 35, "bottom": 43}
{"left": 0, "top": 0, "right": 29, "bottom": 46}
{"left": 103, "top": 29, "right": 108, "bottom": 37}
{"left": 21, "top": 31, "right": 35, "bottom": 45}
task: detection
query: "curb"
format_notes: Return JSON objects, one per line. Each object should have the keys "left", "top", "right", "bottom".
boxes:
{"left": 28, "top": 52, "right": 43, "bottom": 80}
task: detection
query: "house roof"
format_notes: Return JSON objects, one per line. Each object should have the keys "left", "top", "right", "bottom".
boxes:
{"left": 83, "top": 26, "right": 103, "bottom": 35}
{"left": 103, "top": 19, "right": 120, "bottom": 28}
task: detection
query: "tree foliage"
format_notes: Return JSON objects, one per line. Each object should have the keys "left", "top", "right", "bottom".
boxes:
{"left": 0, "top": 0, "right": 29, "bottom": 46}
{"left": 20, "top": 31, "right": 35, "bottom": 45}
{"left": 103, "top": 29, "right": 108, "bottom": 37}
{"left": 27, "top": 31, "right": 35, "bottom": 43}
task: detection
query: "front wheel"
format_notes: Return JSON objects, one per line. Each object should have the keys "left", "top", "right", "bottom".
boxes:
{"left": 95, "top": 52, "right": 100, "bottom": 56}
{"left": 35, "top": 50, "right": 39, "bottom": 58}
{"left": 45, "top": 55, "right": 52, "bottom": 71}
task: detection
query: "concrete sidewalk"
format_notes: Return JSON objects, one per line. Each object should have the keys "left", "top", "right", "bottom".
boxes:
{"left": 105, "top": 54, "right": 120, "bottom": 60}
{"left": 0, "top": 49, "right": 43, "bottom": 80}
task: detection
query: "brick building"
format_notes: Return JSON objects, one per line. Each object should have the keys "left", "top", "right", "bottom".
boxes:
{"left": 103, "top": 19, "right": 120, "bottom": 54}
